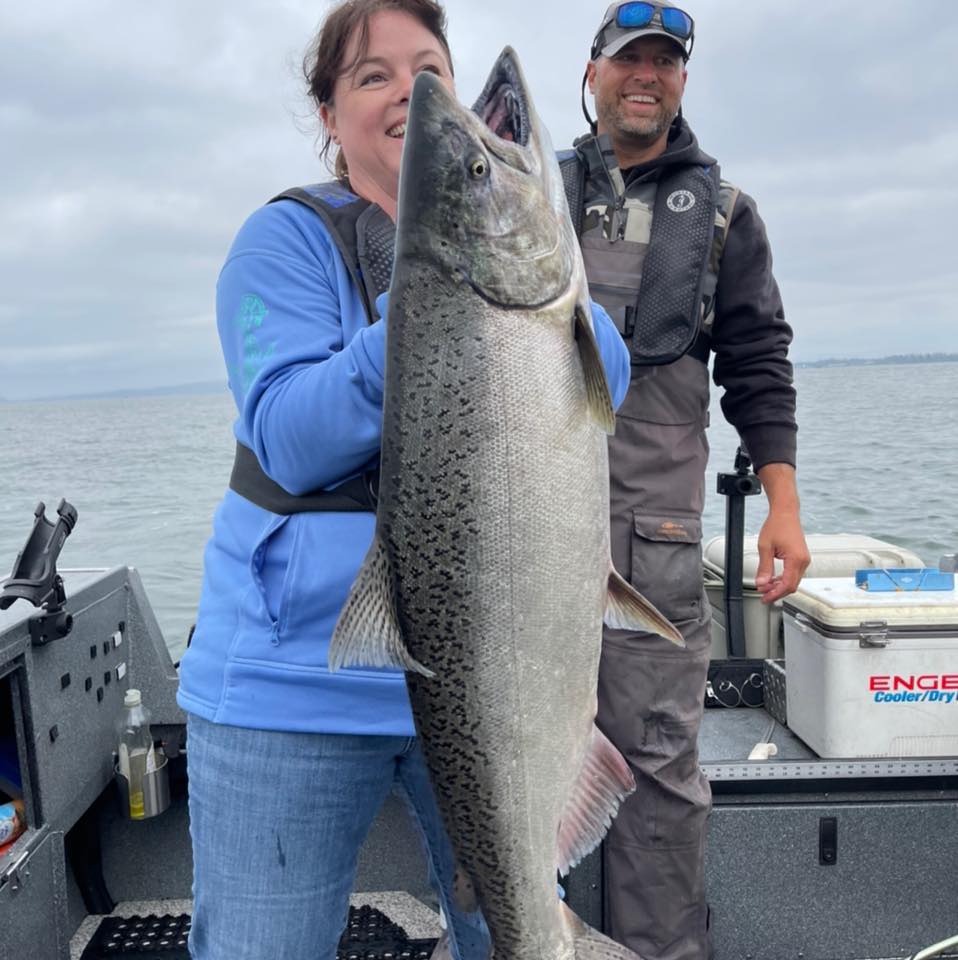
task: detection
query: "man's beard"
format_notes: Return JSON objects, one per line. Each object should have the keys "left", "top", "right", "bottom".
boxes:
{"left": 602, "top": 100, "right": 677, "bottom": 148}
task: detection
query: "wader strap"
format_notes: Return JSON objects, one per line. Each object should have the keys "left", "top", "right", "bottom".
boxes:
{"left": 686, "top": 331, "right": 710, "bottom": 364}
{"left": 558, "top": 150, "right": 586, "bottom": 237}
{"left": 630, "top": 165, "right": 719, "bottom": 366}
{"left": 228, "top": 182, "right": 386, "bottom": 515}
{"left": 230, "top": 442, "right": 378, "bottom": 514}
{"left": 701, "top": 182, "right": 741, "bottom": 335}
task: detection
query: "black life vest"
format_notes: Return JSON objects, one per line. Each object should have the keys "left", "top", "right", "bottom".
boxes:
{"left": 228, "top": 182, "right": 395, "bottom": 515}
{"left": 558, "top": 141, "right": 739, "bottom": 367}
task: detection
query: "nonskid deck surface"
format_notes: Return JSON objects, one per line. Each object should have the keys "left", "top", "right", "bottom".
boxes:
{"left": 68, "top": 897, "right": 958, "bottom": 960}
{"left": 71, "top": 895, "right": 443, "bottom": 960}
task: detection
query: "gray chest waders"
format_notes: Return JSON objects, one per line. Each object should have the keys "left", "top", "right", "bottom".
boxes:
{"left": 563, "top": 141, "right": 737, "bottom": 960}
{"left": 227, "top": 182, "right": 395, "bottom": 514}
{"left": 559, "top": 143, "right": 733, "bottom": 622}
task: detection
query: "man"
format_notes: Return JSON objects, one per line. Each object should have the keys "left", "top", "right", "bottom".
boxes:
{"left": 565, "top": 4, "right": 811, "bottom": 959}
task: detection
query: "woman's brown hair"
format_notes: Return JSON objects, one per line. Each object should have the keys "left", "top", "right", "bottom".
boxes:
{"left": 304, "top": 0, "right": 453, "bottom": 181}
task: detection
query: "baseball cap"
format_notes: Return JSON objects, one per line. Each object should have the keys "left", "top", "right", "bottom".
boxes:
{"left": 590, "top": 2, "right": 694, "bottom": 61}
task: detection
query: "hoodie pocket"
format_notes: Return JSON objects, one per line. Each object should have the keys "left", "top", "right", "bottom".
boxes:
{"left": 631, "top": 512, "right": 703, "bottom": 624}
{"left": 247, "top": 513, "right": 297, "bottom": 646}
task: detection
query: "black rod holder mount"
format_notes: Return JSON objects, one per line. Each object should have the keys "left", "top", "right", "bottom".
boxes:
{"left": 716, "top": 449, "right": 762, "bottom": 659}
{"left": 0, "top": 499, "right": 78, "bottom": 646}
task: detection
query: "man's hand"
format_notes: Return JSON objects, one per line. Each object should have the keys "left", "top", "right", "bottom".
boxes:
{"left": 754, "top": 463, "right": 810, "bottom": 604}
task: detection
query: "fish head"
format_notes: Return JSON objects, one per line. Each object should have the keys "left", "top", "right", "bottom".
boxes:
{"left": 396, "top": 47, "right": 579, "bottom": 309}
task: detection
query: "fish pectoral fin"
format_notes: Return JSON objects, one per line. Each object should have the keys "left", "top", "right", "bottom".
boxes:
{"left": 328, "top": 533, "right": 434, "bottom": 677}
{"left": 604, "top": 567, "right": 685, "bottom": 647}
{"left": 556, "top": 724, "right": 635, "bottom": 876}
{"left": 573, "top": 305, "right": 616, "bottom": 435}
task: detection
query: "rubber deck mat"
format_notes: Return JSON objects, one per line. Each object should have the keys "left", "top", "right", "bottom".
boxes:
{"left": 80, "top": 904, "right": 439, "bottom": 959}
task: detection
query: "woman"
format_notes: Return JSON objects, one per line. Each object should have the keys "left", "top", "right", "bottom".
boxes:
{"left": 177, "top": 2, "right": 631, "bottom": 959}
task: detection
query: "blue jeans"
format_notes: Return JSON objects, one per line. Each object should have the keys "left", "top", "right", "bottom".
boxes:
{"left": 186, "top": 714, "right": 490, "bottom": 960}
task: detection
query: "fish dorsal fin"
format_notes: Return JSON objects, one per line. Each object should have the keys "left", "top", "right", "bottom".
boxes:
{"left": 604, "top": 567, "right": 685, "bottom": 646}
{"left": 556, "top": 724, "right": 635, "bottom": 876}
{"left": 573, "top": 305, "right": 616, "bottom": 434}
{"left": 328, "top": 533, "right": 434, "bottom": 677}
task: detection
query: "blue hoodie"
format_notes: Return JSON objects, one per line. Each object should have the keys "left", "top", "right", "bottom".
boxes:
{"left": 177, "top": 196, "right": 631, "bottom": 735}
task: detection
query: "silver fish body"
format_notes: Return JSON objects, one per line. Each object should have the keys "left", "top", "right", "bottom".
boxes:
{"left": 332, "top": 48, "right": 681, "bottom": 960}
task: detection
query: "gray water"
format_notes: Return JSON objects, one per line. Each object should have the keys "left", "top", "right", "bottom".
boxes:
{"left": 1, "top": 363, "right": 955, "bottom": 662}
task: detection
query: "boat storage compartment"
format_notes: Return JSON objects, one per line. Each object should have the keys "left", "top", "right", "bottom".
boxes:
{"left": 704, "top": 534, "right": 923, "bottom": 660}
{"left": 0, "top": 661, "right": 69, "bottom": 960}
{"left": 0, "top": 827, "right": 68, "bottom": 960}
{"left": 783, "top": 577, "right": 958, "bottom": 758}
{"left": 706, "top": 794, "right": 958, "bottom": 960}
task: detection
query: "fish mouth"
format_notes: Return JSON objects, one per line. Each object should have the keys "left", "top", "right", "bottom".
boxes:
{"left": 399, "top": 49, "right": 574, "bottom": 310}
{"left": 471, "top": 47, "right": 530, "bottom": 147}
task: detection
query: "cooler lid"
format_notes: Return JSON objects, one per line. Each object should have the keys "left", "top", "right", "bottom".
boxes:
{"left": 784, "top": 577, "right": 958, "bottom": 630}
{"left": 703, "top": 534, "right": 924, "bottom": 586}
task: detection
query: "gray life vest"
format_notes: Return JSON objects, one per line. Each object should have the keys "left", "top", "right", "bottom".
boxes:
{"left": 228, "top": 181, "right": 395, "bottom": 515}
{"left": 559, "top": 137, "right": 740, "bottom": 367}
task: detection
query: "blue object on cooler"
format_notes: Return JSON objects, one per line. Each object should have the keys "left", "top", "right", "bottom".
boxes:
{"left": 855, "top": 568, "right": 955, "bottom": 592}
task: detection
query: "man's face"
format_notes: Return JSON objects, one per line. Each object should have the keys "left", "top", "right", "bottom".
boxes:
{"left": 587, "top": 34, "right": 687, "bottom": 152}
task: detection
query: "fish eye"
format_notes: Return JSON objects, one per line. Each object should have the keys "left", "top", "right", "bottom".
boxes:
{"left": 469, "top": 156, "right": 489, "bottom": 179}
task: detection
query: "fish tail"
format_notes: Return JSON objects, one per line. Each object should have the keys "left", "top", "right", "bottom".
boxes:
{"left": 562, "top": 904, "right": 647, "bottom": 960}
{"left": 573, "top": 929, "right": 646, "bottom": 960}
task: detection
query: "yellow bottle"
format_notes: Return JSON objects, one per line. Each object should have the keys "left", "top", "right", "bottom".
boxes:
{"left": 117, "top": 689, "right": 157, "bottom": 819}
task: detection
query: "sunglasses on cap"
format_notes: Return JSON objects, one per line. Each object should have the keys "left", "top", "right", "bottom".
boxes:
{"left": 591, "top": 2, "right": 695, "bottom": 60}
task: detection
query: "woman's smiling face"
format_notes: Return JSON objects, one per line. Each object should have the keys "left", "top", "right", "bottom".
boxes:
{"left": 321, "top": 8, "right": 455, "bottom": 217}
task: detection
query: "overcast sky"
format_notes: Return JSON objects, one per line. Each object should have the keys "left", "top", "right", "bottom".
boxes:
{"left": 2, "top": 1, "right": 956, "bottom": 400}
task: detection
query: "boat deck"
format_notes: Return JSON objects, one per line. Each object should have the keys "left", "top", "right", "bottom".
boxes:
{"left": 70, "top": 894, "right": 443, "bottom": 960}
{"left": 700, "top": 701, "right": 958, "bottom": 783}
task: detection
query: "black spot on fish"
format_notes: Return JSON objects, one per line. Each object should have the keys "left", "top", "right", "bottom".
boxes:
{"left": 276, "top": 833, "right": 286, "bottom": 868}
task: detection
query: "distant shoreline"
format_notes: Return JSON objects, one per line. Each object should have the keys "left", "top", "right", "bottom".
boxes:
{"left": 2, "top": 354, "right": 957, "bottom": 404}
{"left": 794, "top": 353, "right": 958, "bottom": 370}
{"left": 1, "top": 380, "right": 229, "bottom": 404}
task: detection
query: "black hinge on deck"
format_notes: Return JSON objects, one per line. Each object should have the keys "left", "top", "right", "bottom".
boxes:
{"left": 819, "top": 816, "right": 838, "bottom": 865}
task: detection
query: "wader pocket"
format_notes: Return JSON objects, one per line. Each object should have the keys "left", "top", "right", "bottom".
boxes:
{"left": 631, "top": 513, "right": 702, "bottom": 623}
{"left": 616, "top": 354, "right": 710, "bottom": 425}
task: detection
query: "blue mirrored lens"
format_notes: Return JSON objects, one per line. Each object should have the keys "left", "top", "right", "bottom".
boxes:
{"left": 660, "top": 7, "right": 693, "bottom": 38}
{"left": 616, "top": 2, "right": 656, "bottom": 29}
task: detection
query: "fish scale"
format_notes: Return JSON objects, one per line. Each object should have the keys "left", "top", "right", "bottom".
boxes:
{"left": 387, "top": 274, "right": 600, "bottom": 958}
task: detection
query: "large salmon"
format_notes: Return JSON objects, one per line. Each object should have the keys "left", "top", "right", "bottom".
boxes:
{"left": 331, "top": 47, "right": 682, "bottom": 960}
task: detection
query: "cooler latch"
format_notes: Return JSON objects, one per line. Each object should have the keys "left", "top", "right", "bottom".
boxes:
{"left": 858, "top": 620, "right": 890, "bottom": 648}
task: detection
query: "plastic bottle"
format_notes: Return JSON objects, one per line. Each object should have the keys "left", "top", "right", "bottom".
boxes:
{"left": 116, "top": 688, "right": 157, "bottom": 819}
{"left": 0, "top": 798, "right": 26, "bottom": 853}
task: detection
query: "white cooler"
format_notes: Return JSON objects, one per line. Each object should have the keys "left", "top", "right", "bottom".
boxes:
{"left": 704, "top": 534, "right": 923, "bottom": 660}
{"left": 783, "top": 577, "right": 958, "bottom": 758}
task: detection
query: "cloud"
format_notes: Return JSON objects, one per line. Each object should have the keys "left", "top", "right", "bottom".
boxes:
{"left": 1, "top": 0, "right": 956, "bottom": 400}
